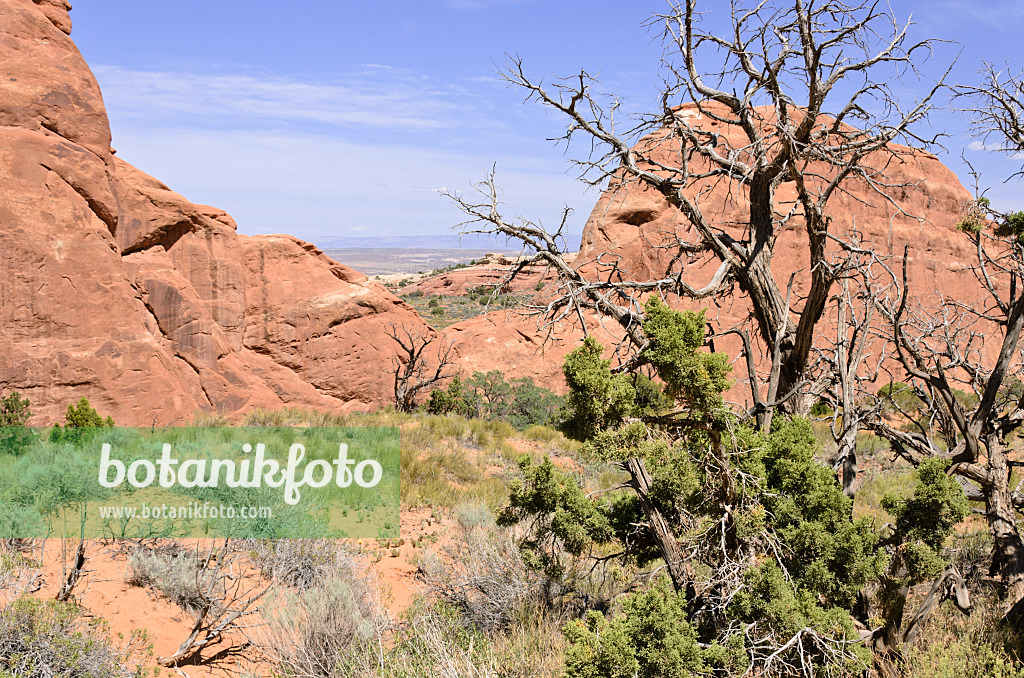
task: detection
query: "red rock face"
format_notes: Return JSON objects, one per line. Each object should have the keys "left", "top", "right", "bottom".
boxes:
{"left": 0, "top": 0, "right": 434, "bottom": 424}
{"left": 447, "top": 102, "right": 982, "bottom": 395}
{"left": 403, "top": 254, "right": 556, "bottom": 297}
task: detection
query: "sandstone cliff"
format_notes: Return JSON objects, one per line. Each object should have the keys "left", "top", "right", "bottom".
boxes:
{"left": 0, "top": 0, "right": 434, "bottom": 424}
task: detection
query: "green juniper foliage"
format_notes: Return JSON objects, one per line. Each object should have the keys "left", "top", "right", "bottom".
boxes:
{"left": 560, "top": 337, "right": 637, "bottom": 441}
{"left": 49, "top": 396, "right": 115, "bottom": 444}
{"left": 498, "top": 301, "right": 931, "bottom": 676}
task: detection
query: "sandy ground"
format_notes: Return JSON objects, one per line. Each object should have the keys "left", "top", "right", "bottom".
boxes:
{"left": 1, "top": 438, "right": 580, "bottom": 677}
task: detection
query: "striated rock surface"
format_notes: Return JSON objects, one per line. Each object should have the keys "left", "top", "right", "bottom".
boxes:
{"left": 0, "top": 0, "right": 433, "bottom": 424}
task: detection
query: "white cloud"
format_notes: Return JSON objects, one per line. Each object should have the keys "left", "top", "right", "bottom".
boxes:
{"left": 92, "top": 65, "right": 499, "bottom": 135}
{"left": 108, "top": 127, "right": 591, "bottom": 241}
{"left": 90, "top": 64, "right": 598, "bottom": 241}
{"left": 932, "top": 0, "right": 1024, "bottom": 28}
{"left": 968, "top": 140, "right": 1024, "bottom": 158}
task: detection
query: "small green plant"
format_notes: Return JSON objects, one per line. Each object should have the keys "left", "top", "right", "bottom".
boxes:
{"left": 50, "top": 396, "right": 115, "bottom": 444}
{"left": 0, "top": 390, "right": 32, "bottom": 455}
{"left": 809, "top": 399, "right": 834, "bottom": 417}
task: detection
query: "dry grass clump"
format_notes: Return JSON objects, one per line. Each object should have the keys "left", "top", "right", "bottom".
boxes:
{"left": 233, "top": 538, "right": 341, "bottom": 590}
{"left": 255, "top": 553, "right": 389, "bottom": 678}
{"left": 417, "top": 501, "right": 546, "bottom": 633}
{"left": 903, "top": 591, "right": 1024, "bottom": 677}
{"left": 126, "top": 544, "right": 210, "bottom": 612}
{"left": 0, "top": 597, "right": 151, "bottom": 678}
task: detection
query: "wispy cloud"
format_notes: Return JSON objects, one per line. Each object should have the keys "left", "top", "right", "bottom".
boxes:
{"left": 924, "top": 0, "right": 1024, "bottom": 30}
{"left": 92, "top": 64, "right": 500, "bottom": 135}
{"left": 443, "top": 0, "right": 536, "bottom": 10}
{"left": 968, "top": 140, "right": 1024, "bottom": 159}
{"left": 107, "top": 127, "right": 589, "bottom": 241}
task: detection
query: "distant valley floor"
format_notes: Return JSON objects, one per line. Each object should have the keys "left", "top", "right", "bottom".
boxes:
{"left": 322, "top": 248, "right": 520, "bottom": 276}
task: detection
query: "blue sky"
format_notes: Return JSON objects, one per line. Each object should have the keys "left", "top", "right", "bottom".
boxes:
{"left": 69, "top": 1, "right": 1024, "bottom": 245}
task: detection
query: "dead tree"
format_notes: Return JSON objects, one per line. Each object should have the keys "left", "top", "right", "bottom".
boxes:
{"left": 445, "top": 0, "right": 951, "bottom": 423}
{"left": 860, "top": 66, "right": 1024, "bottom": 614}
{"left": 157, "top": 539, "right": 269, "bottom": 667}
{"left": 957, "top": 63, "right": 1024, "bottom": 179}
{"left": 868, "top": 231, "right": 1024, "bottom": 612}
{"left": 865, "top": 564, "right": 972, "bottom": 677}
{"left": 54, "top": 537, "right": 86, "bottom": 603}
{"left": 385, "top": 323, "right": 458, "bottom": 413}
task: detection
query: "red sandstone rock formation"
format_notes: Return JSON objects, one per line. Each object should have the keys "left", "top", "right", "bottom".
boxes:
{"left": 445, "top": 102, "right": 981, "bottom": 394}
{"left": 403, "top": 253, "right": 564, "bottom": 297}
{"left": 0, "top": 0, "right": 433, "bottom": 424}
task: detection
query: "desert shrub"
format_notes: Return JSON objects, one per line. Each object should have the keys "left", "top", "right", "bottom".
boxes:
{"left": 500, "top": 302, "right": 892, "bottom": 675}
{"left": 559, "top": 339, "right": 637, "bottom": 441}
{"left": 385, "top": 601, "right": 502, "bottom": 678}
{"left": 256, "top": 553, "right": 388, "bottom": 678}
{"left": 127, "top": 546, "right": 208, "bottom": 611}
{"left": 191, "top": 411, "right": 230, "bottom": 427}
{"left": 238, "top": 538, "right": 351, "bottom": 590}
{"left": 427, "top": 375, "right": 476, "bottom": 418}
{"left": 243, "top": 407, "right": 292, "bottom": 427}
{"left": 522, "top": 424, "right": 562, "bottom": 443}
{"left": 876, "top": 381, "right": 923, "bottom": 414}
{"left": 0, "top": 597, "right": 150, "bottom": 678}
{"left": 427, "top": 371, "right": 564, "bottom": 430}
{"left": 564, "top": 578, "right": 746, "bottom": 678}
{"left": 0, "top": 547, "right": 35, "bottom": 594}
{"left": 49, "top": 397, "right": 114, "bottom": 444}
{"left": 0, "top": 392, "right": 31, "bottom": 428}
{"left": 809, "top": 399, "right": 834, "bottom": 417}
{"left": 418, "top": 501, "right": 545, "bottom": 632}
{"left": 903, "top": 591, "right": 1024, "bottom": 678}
{"left": 63, "top": 396, "right": 114, "bottom": 428}
{"left": 0, "top": 390, "right": 33, "bottom": 455}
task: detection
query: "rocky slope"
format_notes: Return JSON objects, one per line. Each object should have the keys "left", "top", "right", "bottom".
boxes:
{"left": 0, "top": 0, "right": 433, "bottom": 424}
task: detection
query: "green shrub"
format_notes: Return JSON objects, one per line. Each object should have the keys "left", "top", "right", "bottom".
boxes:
{"left": 876, "top": 381, "right": 923, "bottom": 414}
{"left": 49, "top": 397, "right": 114, "bottom": 444}
{"left": 564, "top": 578, "right": 743, "bottom": 678}
{"left": 426, "top": 371, "right": 564, "bottom": 430}
{"left": 809, "top": 399, "right": 834, "bottom": 417}
{"left": 0, "top": 391, "right": 33, "bottom": 455}
{"left": 427, "top": 375, "right": 476, "bottom": 417}
{"left": 561, "top": 338, "right": 637, "bottom": 440}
